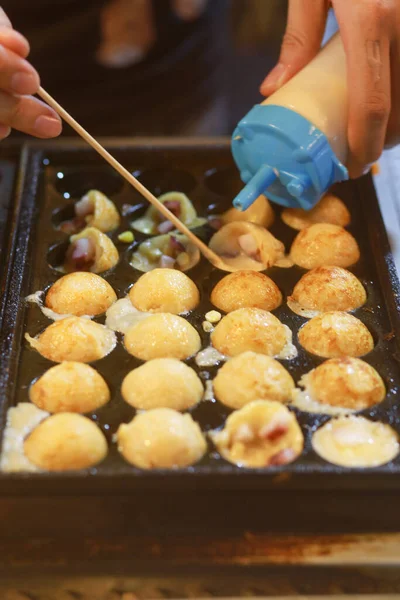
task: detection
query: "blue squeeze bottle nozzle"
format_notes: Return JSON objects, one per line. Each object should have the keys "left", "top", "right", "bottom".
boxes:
{"left": 231, "top": 32, "right": 349, "bottom": 211}
{"left": 231, "top": 104, "right": 348, "bottom": 212}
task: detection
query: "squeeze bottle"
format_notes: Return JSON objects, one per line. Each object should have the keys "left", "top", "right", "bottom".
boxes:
{"left": 231, "top": 32, "right": 348, "bottom": 211}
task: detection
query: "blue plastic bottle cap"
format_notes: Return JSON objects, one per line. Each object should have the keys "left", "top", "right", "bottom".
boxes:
{"left": 231, "top": 104, "right": 348, "bottom": 210}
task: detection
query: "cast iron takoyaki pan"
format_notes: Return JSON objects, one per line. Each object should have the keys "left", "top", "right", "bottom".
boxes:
{"left": 0, "top": 138, "right": 399, "bottom": 495}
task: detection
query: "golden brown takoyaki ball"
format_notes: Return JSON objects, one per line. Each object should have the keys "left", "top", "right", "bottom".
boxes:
{"left": 209, "top": 222, "right": 285, "bottom": 272}
{"left": 122, "top": 359, "right": 203, "bottom": 411}
{"left": 124, "top": 313, "right": 201, "bottom": 361}
{"left": 24, "top": 413, "right": 108, "bottom": 471}
{"left": 65, "top": 227, "right": 119, "bottom": 274}
{"left": 213, "top": 352, "right": 295, "bottom": 409}
{"left": 129, "top": 268, "right": 199, "bottom": 314}
{"left": 210, "top": 400, "right": 303, "bottom": 468}
{"left": 299, "top": 357, "right": 385, "bottom": 411}
{"left": 222, "top": 194, "right": 274, "bottom": 228}
{"left": 298, "top": 312, "right": 374, "bottom": 358}
{"left": 282, "top": 193, "right": 351, "bottom": 230}
{"left": 0, "top": 403, "right": 51, "bottom": 473}
{"left": 30, "top": 362, "right": 110, "bottom": 413}
{"left": 211, "top": 308, "right": 288, "bottom": 357}
{"left": 25, "top": 317, "right": 116, "bottom": 363}
{"left": 211, "top": 270, "right": 282, "bottom": 313}
{"left": 290, "top": 224, "right": 360, "bottom": 269}
{"left": 45, "top": 272, "right": 117, "bottom": 316}
{"left": 312, "top": 416, "right": 399, "bottom": 468}
{"left": 288, "top": 266, "right": 366, "bottom": 317}
{"left": 117, "top": 409, "right": 207, "bottom": 469}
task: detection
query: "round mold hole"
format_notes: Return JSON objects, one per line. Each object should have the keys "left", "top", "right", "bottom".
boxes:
{"left": 47, "top": 240, "right": 69, "bottom": 272}
{"left": 121, "top": 201, "right": 147, "bottom": 219}
{"left": 54, "top": 168, "right": 124, "bottom": 199}
{"left": 128, "top": 241, "right": 201, "bottom": 275}
{"left": 51, "top": 204, "right": 81, "bottom": 233}
{"left": 136, "top": 168, "right": 196, "bottom": 196}
{"left": 204, "top": 167, "right": 243, "bottom": 197}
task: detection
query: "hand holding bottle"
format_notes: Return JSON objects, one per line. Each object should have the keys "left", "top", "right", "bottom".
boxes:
{"left": 261, "top": 0, "right": 398, "bottom": 177}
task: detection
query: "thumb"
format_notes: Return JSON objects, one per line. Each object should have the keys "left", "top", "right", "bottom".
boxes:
{"left": 260, "top": 0, "right": 329, "bottom": 96}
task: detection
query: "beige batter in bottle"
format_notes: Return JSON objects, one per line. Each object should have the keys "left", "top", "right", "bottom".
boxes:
{"left": 262, "top": 32, "right": 348, "bottom": 164}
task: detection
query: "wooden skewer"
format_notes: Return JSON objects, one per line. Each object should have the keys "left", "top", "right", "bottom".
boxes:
{"left": 37, "top": 87, "right": 226, "bottom": 269}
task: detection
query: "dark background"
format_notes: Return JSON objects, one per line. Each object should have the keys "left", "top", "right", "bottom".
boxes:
{"left": 2, "top": 0, "right": 288, "bottom": 136}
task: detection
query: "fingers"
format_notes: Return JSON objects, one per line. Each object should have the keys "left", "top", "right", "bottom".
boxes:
{"left": 0, "top": 44, "right": 40, "bottom": 95}
{"left": 333, "top": 0, "right": 393, "bottom": 177}
{"left": 0, "top": 29, "right": 30, "bottom": 58}
{"left": 0, "top": 7, "right": 60, "bottom": 139}
{"left": 0, "top": 123, "right": 11, "bottom": 140}
{"left": 0, "top": 8, "right": 30, "bottom": 57}
{"left": 260, "top": 0, "right": 329, "bottom": 96}
{"left": 0, "top": 8, "right": 34, "bottom": 86}
{"left": 0, "top": 92, "right": 62, "bottom": 138}
{"left": 0, "top": 8, "right": 12, "bottom": 28}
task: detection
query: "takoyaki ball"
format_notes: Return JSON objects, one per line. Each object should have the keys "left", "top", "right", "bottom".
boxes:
{"left": 288, "top": 266, "right": 366, "bottom": 317}
{"left": 211, "top": 270, "right": 282, "bottom": 313}
{"left": 209, "top": 222, "right": 285, "bottom": 272}
{"left": 132, "top": 191, "right": 205, "bottom": 235}
{"left": 64, "top": 227, "right": 119, "bottom": 274}
{"left": 24, "top": 413, "right": 108, "bottom": 471}
{"left": 131, "top": 233, "right": 200, "bottom": 272}
{"left": 60, "top": 190, "right": 120, "bottom": 234}
{"left": 124, "top": 313, "right": 201, "bottom": 361}
{"left": 117, "top": 408, "right": 207, "bottom": 469}
{"left": 312, "top": 416, "right": 399, "bottom": 468}
{"left": 282, "top": 193, "right": 351, "bottom": 231}
{"left": 211, "top": 400, "right": 303, "bottom": 468}
{"left": 299, "top": 357, "right": 385, "bottom": 411}
{"left": 45, "top": 272, "right": 117, "bottom": 317}
{"left": 122, "top": 359, "right": 203, "bottom": 411}
{"left": 213, "top": 352, "right": 295, "bottom": 409}
{"left": 30, "top": 362, "right": 110, "bottom": 413}
{"left": 129, "top": 269, "right": 199, "bottom": 314}
{"left": 298, "top": 312, "right": 374, "bottom": 358}
{"left": 290, "top": 224, "right": 360, "bottom": 269}
{"left": 25, "top": 317, "right": 116, "bottom": 363}
{"left": 211, "top": 308, "right": 289, "bottom": 358}
{"left": 221, "top": 194, "right": 274, "bottom": 228}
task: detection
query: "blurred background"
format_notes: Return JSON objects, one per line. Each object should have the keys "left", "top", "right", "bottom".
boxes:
{"left": 3, "top": 0, "right": 288, "bottom": 137}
